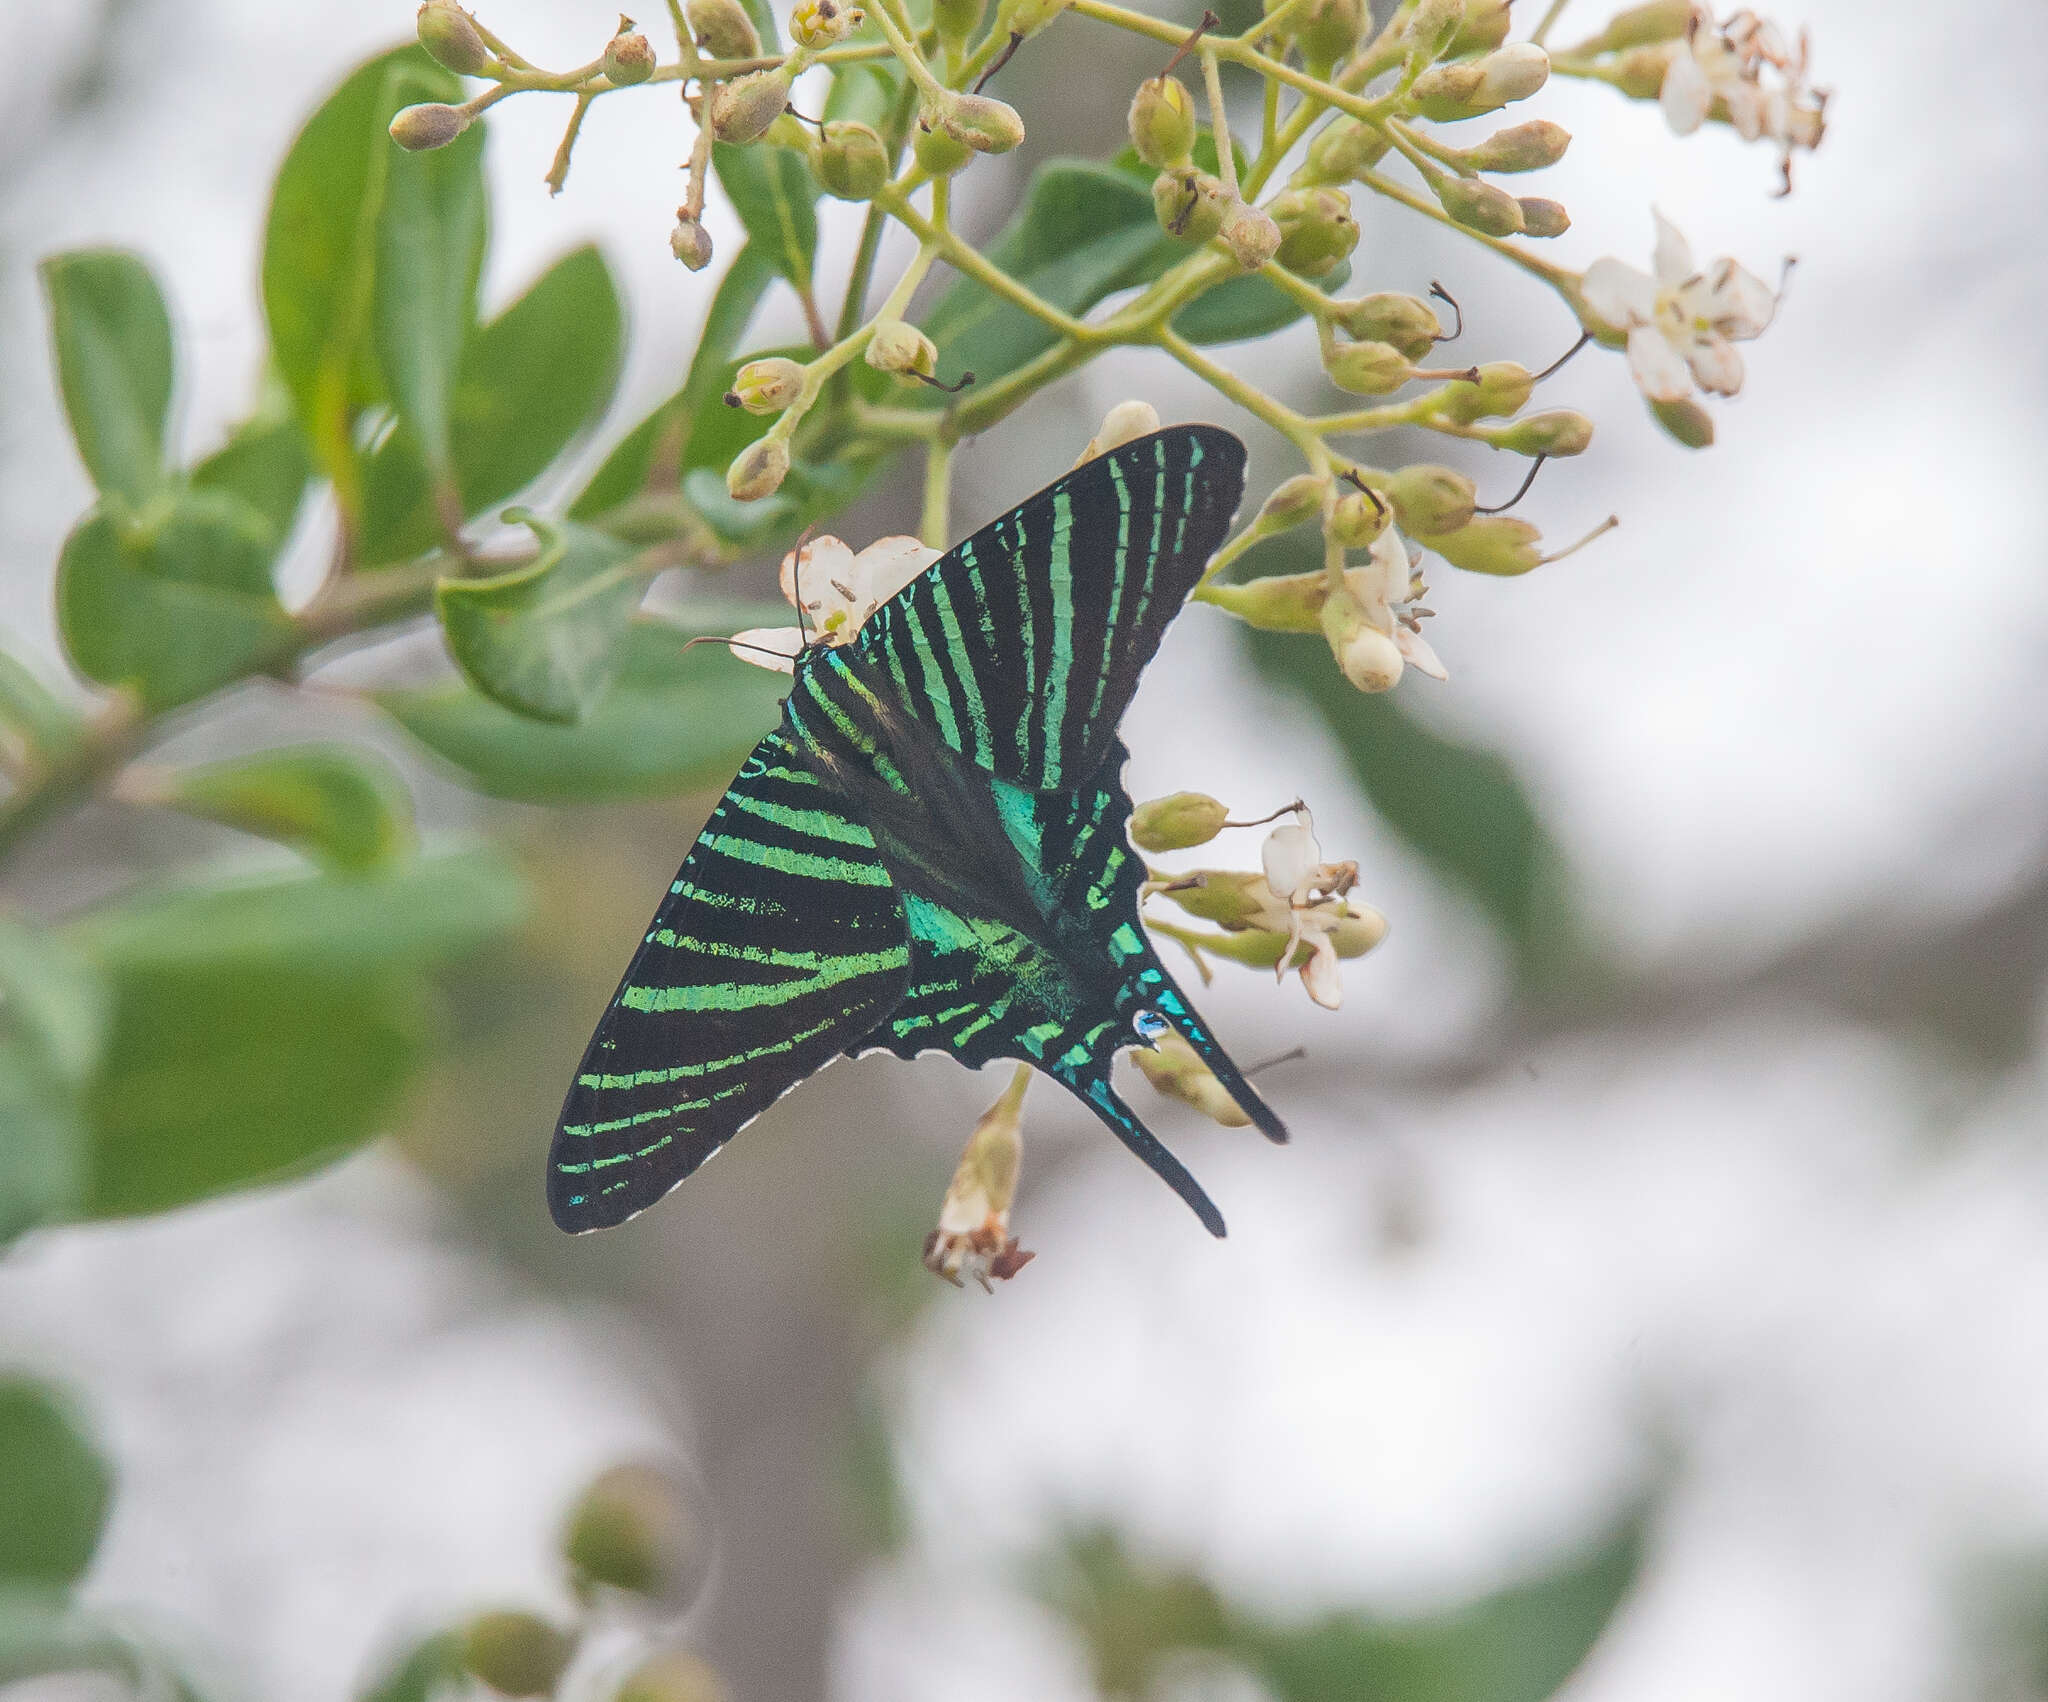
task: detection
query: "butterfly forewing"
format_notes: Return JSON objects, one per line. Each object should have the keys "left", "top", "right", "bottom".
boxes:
{"left": 548, "top": 729, "right": 910, "bottom": 1232}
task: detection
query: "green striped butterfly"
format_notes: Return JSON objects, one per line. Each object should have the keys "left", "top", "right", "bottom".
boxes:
{"left": 549, "top": 425, "right": 1285, "bottom": 1238}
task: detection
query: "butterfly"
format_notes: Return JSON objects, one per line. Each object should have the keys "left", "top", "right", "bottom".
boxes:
{"left": 548, "top": 424, "right": 1286, "bottom": 1239}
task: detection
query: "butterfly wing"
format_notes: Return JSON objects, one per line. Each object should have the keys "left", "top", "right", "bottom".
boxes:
{"left": 850, "top": 425, "right": 1246, "bottom": 792}
{"left": 548, "top": 728, "right": 910, "bottom": 1232}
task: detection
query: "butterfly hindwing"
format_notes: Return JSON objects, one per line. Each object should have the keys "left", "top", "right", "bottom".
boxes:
{"left": 852, "top": 426, "right": 1247, "bottom": 791}
{"left": 547, "top": 728, "right": 910, "bottom": 1232}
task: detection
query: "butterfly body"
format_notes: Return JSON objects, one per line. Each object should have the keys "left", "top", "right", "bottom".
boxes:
{"left": 550, "top": 426, "right": 1284, "bottom": 1239}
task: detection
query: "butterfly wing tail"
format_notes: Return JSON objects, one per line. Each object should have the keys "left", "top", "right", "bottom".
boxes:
{"left": 1057, "top": 1065, "right": 1227, "bottom": 1238}
{"left": 1145, "top": 973, "right": 1290, "bottom": 1146}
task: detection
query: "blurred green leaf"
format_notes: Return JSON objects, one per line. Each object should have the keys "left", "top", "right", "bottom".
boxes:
{"left": 737, "top": 0, "right": 781, "bottom": 52}
{"left": 191, "top": 389, "right": 313, "bottom": 549}
{"left": 263, "top": 47, "right": 461, "bottom": 499}
{"left": 0, "top": 922, "right": 106, "bottom": 1243}
{"left": 713, "top": 141, "right": 819, "bottom": 292}
{"left": 825, "top": 61, "right": 904, "bottom": 130}
{"left": 57, "top": 488, "right": 290, "bottom": 712}
{"left": 0, "top": 1380, "right": 111, "bottom": 1589}
{"left": 361, "top": 245, "right": 626, "bottom": 564}
{"left": 379, "top": 615, "right": 789, "bottom": 803}
{"left": 357, "top": 1632, "right": 466, "bottom": 1702}
{"left": 144, "top": 743, "right": 417, "bottom": 873}
{"left": 0, "top": 1594, "right": 207, "bottom": 1699}
{"left": 0, "top": 650, "right": 83, "bottom": 759}
{"left": 438, "top": 516, "right": 645, "bottom": 723}
{"left": 60, "top": 851, "right": 524, "bottom": 1219}
{"left": 1174, "top": 259, "right": 1350, "bottom": 346}
{"left": 38, "top": 250, "right": 174, "bottom": 510}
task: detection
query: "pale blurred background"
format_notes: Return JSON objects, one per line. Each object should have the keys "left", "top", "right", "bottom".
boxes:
{"left": 4, "top": 1, "right": 2048, "bottom": 1699}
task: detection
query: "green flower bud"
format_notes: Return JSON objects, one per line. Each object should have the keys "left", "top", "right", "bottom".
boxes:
{"left": 1462, "top": 119, "right": 1571, "bottom": 172}
{"left": 605, "top": 22, "right": 657, "bottom": 84}
{"left": 670, "top": 212, "right": 714, "bottom": 269}
{"left": 1163, "top": 868, "right": 1273, "bottom": 927}
{"left": 935, "top": 0, "right": 985, "bottom": 49}
{"left": 1651, "top": 394, "right": 1715, "bottom": 448}
{"left": 813, "top": 119, "right": 888, "bottom": 198}
{"left": 1271, "top": 187, "right": 1358, "bottom": 279}
{"left": 1492, "top": 408, "right": 1593, "bottom": 456}
{"left": 1432, "top": 360, "right": 1532, "bottom": 422}
{"left": 1132, "top": 791, "right": 1231, "bottom": 852}
{"left": 1431, "top": 171, "right": 1525, "bottom": 236}
{"left": 1329, "top": 487, "right": 1388, "bottom": 548}
{"left": 1255, "top": 473, "right": 1327, "bottom": 534}
{"left": 1220, "top": 199, "right": 1282, "bottom": 271}
{"left": 790, "top": 0, "right": 865, "bottom": 47}
{"left": 1609, "top": 42, "right": 1677, "bottom": 99}
{"left": 1411, "top": 42, "right": 1550, "bottom": 120}
{"left": 1426, "top": 513, "right": 1541, "bottom": 575}
{"left": 865, "top": 318, "right": 938, "bottom": 379}
{"left": 459, "top": 1613, "right": 576, "bottom": 1697}
{"left": 1582, "top": 0, "right": 1692, "bottom": 52}
{"left": 389, "top": 102, "right": 472, "bottom": 151}
{"left": 416, "top": 3, "right": 495, "bottom": 74}
{"left": 1330, "top": 292, "right": 1440, "bottom": 358}
{"left": 1135, "top": 1029, "right": 1251, "bottom": 1128}
{"left": 1321, "top": 584, "right": 1402, "bottom": 691}
{"left": 727, "top": 437, "right": 789, "bottom": 501}
{"left": 565, "top": 1462, "right": 703, "bottom": 1601}
{"left": 687, "top": 0, "right": 761, "bottom": 58}
{"left": 996, "top": 0, "right": 1071, "bottom": 37}
{"left": 724, "top": 357, "right": 806, "bottom": 413}
{"left": 1324, "top": 339, "right": 1412, "bottom": 396}
{"left": 1449, "top": 0, "right": 1512, "bottom": 54}
{"left": 1304, "top": 118, "right": 1388, "bottom": 182}
{"left": 1517, "top": 197, "right": 1570, "bottom": 238}
{"left": 1198, "top": 569, "right": 1327, "bottom": 633}
{"left": 1382, "top": 463, "right": 1476, "bottom": 534}
{"left": 616, "top": 1652, "right": 731, "bottom": 1702}
{"left": 1297, "top": 0, "right": 1363, "bottom": 69}
{"left": 1404, "top": 0, "right": 1464, "bottom": 61}
{"left": 710, "top": 66, "right": 793, "bottom": 143}
{"left": 936, "top": 91, "right": 1026, "bottom": 154}
{"left": 1128, "top": 75, "right": 1196, "bottom": 170}
{"left": 1152, "top": 167, "right": 1228, "bottom": 244}
{"left": 913, "top": 114, "right": 974, "bottom": 176}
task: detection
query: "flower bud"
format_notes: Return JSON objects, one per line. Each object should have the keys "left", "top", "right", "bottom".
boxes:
{"left": 1609, "top": 42, "right": 1677, "bottom": 99}
{"left": 616, "top": 1653, "right": 731, "bottom": 1702}
{"left": 1412, "top": 42, "right": 1549, "bottom": 120}
{"left": 1517, "top": 197, "right": 1570, "bottom": 238}
{"left": 1431, "top": 172, "right": 1525, "bottom": 236}
{"left": 710, "top": 66, "right": 792, "bottom": 143}
{"left": 1128, "top": 76, "right": 1196, "bottom": 170}
{"left": 1382, "top": 463, "right": 1475, "bottom": 534}
{"left": 416, "top": 3, "right": 495, "bottom": 74}
{"left": 1404, "top": 0, "right": 1464, "bottom": 60}
{"left": 1331, "top": 292, "right": 1440, "bottom": 359}
{"left": 605, "top": 22, "right": 657, "bottom": 84}
{"left": 1331, "top": 907, "right": 1388, "bottom": 957}
{"left": 670, "top": 212, "right": 714, "bottom": 269}
{"left": 1449, "top": 0, "right": 1512, "bottom": 54}
{"left": 1304, "top": 118, "right": 1388, "bottom": 182}
{"left": 1220, "top": 200, "right": 1283, "bottom": 272}
{"left": 1432, "top": 360, "right": 1532, "bottom": 422}
{"left": 1271, "top": 187, "right": 1358, "bottom": 278}
{"left": 926, "top": 1069, "right": 1033, "bottom": 1287}
{"left": 459, "top": 1613, "right": 576, "bottom": 1697}
{"left": 1462, "top": 119, "right": 1571, "bottom": 172}
{"left": 1135, "top": 1029, "right": 1251, "bottom": 1128}
{"left": 996, "top": 0, "right": 1071, "bottom": 37}
{"left": 1199, "top": 570, "right": 1326, "bottom": 633}
{"left": 1492, "top": 408, "right": 1593, "bottom": 456}
{"left": 687, "top": 0, "right": 761, "bottom": 58}
{"left": 389, "top": 102, "right": 472, "bottom": 151}
{"left": 913, "top": 114, "right": 974, "bottom": 176}
{"left": 936, "top": 91, "right": 1026, "bottom": 154}
{"left": 1153, "top": 167, "right": 1228, "bottom": 244}
{"left": 1297, "top": 0, "right": 1363, "bottom": 68}
{"left": 1162, "top": 868, "right": 1272, "bottom": 927}
{"left": 1329, "top": 487, "right": 1388, "bottom": 548}
{"left": 1324, "top": 339, "right": 1412, "bottom": 396}
{"left": 865, "top": 318, "right": 938, "bottom": 380}
{"left": 934, "top": 0, "right": 985, "bottom": 50}
{"left": 791, "top": 0, "right": 864, "bottom": 47}
{"left": 1426, "top": 513, "right": 1541, "bottom": 575}
{"left": 724, "top": 357, "right": 806, "bottom": 413}
{"left": 1321, "top": 585, "right": 1403, "bottom": 691}
{"left": 727, "top": 437, "right": 789, "bottom": 501}
{"left": 1582, "top": 0, "right": 1692, "bottom": 52}
{"left": 1255, "top": 473, "right": 1327, "bottom": 534}
{"left": 1650, "top": 394, "right": 1714, "bottom": 448}
{"left": 813, "top": 119, "right": 888, "bottom": 198}
{"left": 1078, "top": 399, "right": 1162, "bottom": 463}
{"left": 565, "top": 1462, "right": 704, "bottom": 1602}
{"left": 1132, "top": 791, "right": 1230, "bottom": 852}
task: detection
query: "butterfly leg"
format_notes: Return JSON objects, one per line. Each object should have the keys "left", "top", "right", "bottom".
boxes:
{"left": 1053, "top": 1065, "right": 1227, "bottom": 1238}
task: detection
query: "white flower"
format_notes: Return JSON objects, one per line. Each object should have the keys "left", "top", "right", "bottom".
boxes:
{"left": 1580, "top": 210, "right": 1777, "bottom": 405}
{"left": 1660, "top": 6, "right": 1825, "bottom": 191}
{"left": 730, "top": 533, "right": 941, "bottom": 673}
{"left": 1258, "top": 809, "right": 1363, "bottom": 1010}
{"left": 1349, "top": 522, "right": 1446, "bottom": 684}
{"left": 1074, "top": 398, "right": 1161, "bottom": 466}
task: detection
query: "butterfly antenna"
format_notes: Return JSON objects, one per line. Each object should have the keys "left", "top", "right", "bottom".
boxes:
{"left": 680, "top": 633, "right": 797, "bottom": 664}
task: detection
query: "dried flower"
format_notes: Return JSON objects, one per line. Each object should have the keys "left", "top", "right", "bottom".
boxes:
{"left": 923, "top": 1068, "right": 1035, "bottom": 1289}
{"left": 1660, "top": 4, "right": 1825, "bottom": 189}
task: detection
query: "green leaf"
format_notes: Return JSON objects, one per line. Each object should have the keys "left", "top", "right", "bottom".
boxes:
{"left": 38, "top": 250, "right": 175, "bottom": 510}
{"left": 360, "top": 245, "right": 626, "bottom": 565}
{"left": 713, "top": 141, "right": 819, "bottom": 292}
{"left": 191, "top": 393, "right": 313, "bottom": 550}
{"left": 0, "top": 1381, "right": 111, "bottom": 1589}
{"left": 1174, "top": 258, "right": 1350, "bottom": 347}
{"left": 60, "top": 851, "right": 525, "bottom": 1219}
{"left": 358, "top": 1632, "right": 466, "bottom": 1702}
{"left": 56, "top": 488, "right": 291, "bottom": 712}
{"left": 378, "top": 614, "right": 790, "bottom": 803}
{"left": 262, "top": 47, "right": 462, "bottom": 495}
{"left": 373, "top": 113, "right": 488, "bottom": 472}
{"left": 145, "top": 744, "right": 416, "bottom": 873}
{"left": 0, "top": 650, "right": 83, "bottom": 760}
{"left": 437, "top": 515, "right": 646, "bottom": 724}
{"left": 737, "top": 0, "right": 781, "bottom": 51}
{"left": 0, "top": 1593, "right": 207, "bottom": 1698}
{"left": 825, "top": 62, "right": 905, "bottom": 130}
{"left": 0, "top": 922, "right": 106, "bottom": 1243}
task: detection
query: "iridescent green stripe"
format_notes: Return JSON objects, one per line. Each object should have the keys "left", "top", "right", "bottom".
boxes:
{"left": 928, "top": 575, "right": 990, "bottom": 766}
{"left": 578, "top": 1014, "right": 843, "bottom": 1090}
{"left": 727, "top": 789, "right": 874, "bottom": 846}
{"left": 702, "top": 833, "right": 896, "bottom": 885}
{"left": 621, "top": 944, "right": 908, "bottom": 1012}
{"left": 901, "top": 601, "right": 961, "bottom": 750}
{"left": 1040, "top": 487, "right": 1074, "bottom": 786}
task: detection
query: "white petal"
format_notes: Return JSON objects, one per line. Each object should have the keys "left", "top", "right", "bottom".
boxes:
{"left": 1625, "top": 323, "right": 1695, "bottom": 403}
{"left": 1651, "top": 209, "right": 1696, "bottom": 288}
{"left": 853, "top": 535, "right": 943, "bottom": 605}
{"left": 1085, "top": 399, "right": 1161, "bottom": 461}
{"left": 1699, "top": 258, "right": 1777, "bottom": 338}
{"left": 1659, "top": 48, "right": 1712, "bottom": 135}
{"left": 1262, "top": 816, "right": 1320, "bottom": 901}
{"left": 727, "top": 626, "right": 803, "bottom": 673}
{"left": 1299, "top": 933, "right": 1343, "bottom": 1010}
{"left": 1723, "top": 80, "right": 1766, "bottom": 140}
{"left": 1395, "top": 626, "right": 1448, "bottom": 681}
{"left": 1685, "top": 332, "right": 1745, "bottom": 396}
{"left": 1366, "top": 525, "right": 1412, "bottom": 609}
{"left": 782, "top": 536, "right": 858, "bottom": 618}
{"left": 1580, "top": 258, "right": 1657, "bottom": 332}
